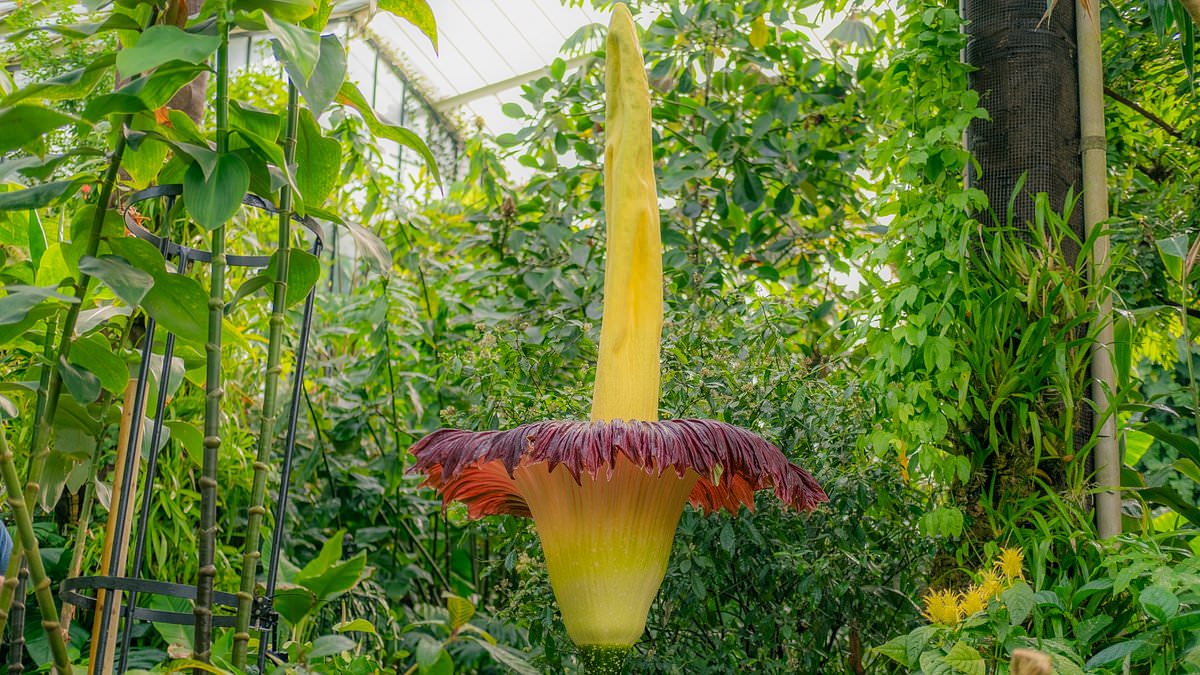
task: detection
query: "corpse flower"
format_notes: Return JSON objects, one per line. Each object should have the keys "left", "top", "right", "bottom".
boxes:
{"left": 410, "top": 4, "right": 826, "bottom": 670}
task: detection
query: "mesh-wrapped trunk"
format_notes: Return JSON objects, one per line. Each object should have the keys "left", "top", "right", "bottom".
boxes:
{"left": 962, "top": 0, "right": 1093, "bottom": 464}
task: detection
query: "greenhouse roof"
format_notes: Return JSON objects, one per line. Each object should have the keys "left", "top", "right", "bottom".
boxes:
{"left": 364, "top": 0, "right": 604, "bottom": 136}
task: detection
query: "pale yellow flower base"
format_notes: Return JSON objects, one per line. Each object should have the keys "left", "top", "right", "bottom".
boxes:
{"left": 514, "top": 456, "right": 699, "bottom": 646}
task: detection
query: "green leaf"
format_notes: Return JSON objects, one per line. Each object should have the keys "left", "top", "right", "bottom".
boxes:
{"left": 333, "top": 618, "right": 376, "bottom": 635}
{"left": 377, "top": 0, "right": 436, "bottom": 51}
{"left": 1156, "top": 234, "right": 1190, "bottom": 284}
{"left": 336, "top": 81, "right": 441, "bottom": 185}
{"left": 184, "top": 154, "right": 250, "bottom": 231}
{"left": 300, "top": 551, "right": 366, "bottom": 603}
{"left": 1174, "top": 458, "right": 1200, "bottom": 486}
{"left": 719, "top": 522, "right": 735, "bottom": 552}
{"left": 943, "top": 641, "right": 985, "bottom": 675}
{"left": 78, "top": 255, "right": 154, "bottom": 306}
{"left": 233, "top": 0, "right": 315, "bottom": 22}
{"left": 294, "top": 35, "right": 346, "bottom": 117}
{"left": 69, "top": 333, "right": 129, "bottom": 394}
{"left": 230, "top": 101, "right": 281, "bottom": 142}
{"left": 226, "top": 273, "right": 273, "bottom": 315}
{"left": 472, "top": 640, "right": 541, "bottom": 675}
{"left": 58, "top": 356, "right": 101, "bottom": 403}
{"left": 0, "top": 180, "right": 81, "bottom": 211}
{"left": 307, "top": 634, "right": 355, "bottom": 659}
{"left": 140, "top": 273, "right": 209, "bottom": 343}
{"left": 86, "top": 61, "right": 208, "bottom": 120}
{"left": 272, "top": 584, "right": 318, "bottom": 625}
{"left": 1139, "top": 585, "right": 1180, "bottom": 622}
{"left": 295, "top": 108, "right": 341, "bottom": 207}
{"left": 0, "top": 394, "right": 16, "bottom": 420}
{"left": 2, "top": 53, "right": 116, "bottom": 106}
{"left": 1001, "top": 581, "right": 1034, "bottom": 625}
{"left": 116, "top": 25, "right": 221, "bottom": 78}
{"left": 0, "top": 285, "right": 77, "bottom": 325}
{"left": 266, "top": 14, "right": 321, "bottom": 84}
{"left": 164, "top": 421, "right": 203, "bottom": 465}
{"left": 1085, "top": 639, "right": 1146, "bottom": 669}
{"left": 276, "top": 249, "right": 320, "bottom": 307}
{"left": 232, "top": 128, "right": 302, "bottom": 209}
{"left": 300, "top": 528, "right": 344, "bottom": 579}
{"left": 446, "top": 595, "right": 475, "bottom": 631}
{"left": 872, "top": 634, "right": 910, "bottom": 667}
{"left": 0, "top": 105, "right": 85, "bottom": 153}
{"left": 107, "top": 236, "right": 169, "bottom": 277}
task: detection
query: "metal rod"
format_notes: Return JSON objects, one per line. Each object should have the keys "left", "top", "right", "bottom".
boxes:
{"left": 93, "top": 315, "right": 157, "bottom": 671}
{"left": 257, "top": 278, "right": 320, "bottom": 672}
{"left": 117, "top": 246, "right": 187, "bottom": 672}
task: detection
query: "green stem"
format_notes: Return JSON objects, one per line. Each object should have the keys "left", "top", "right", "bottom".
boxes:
{"left": 0, "top": 318, "right": 56, "bottom": 638}
{"left": 231, "top": 81, "right": 299, "bottom": 669}
{"left": 578, "top": 645, "right": 632, "bottom": 675}
{"left": 194, "top": 11, "right": 230, "bottom": 665}
{"left": 0, "top": 429, "right": 72, "bottom": 674}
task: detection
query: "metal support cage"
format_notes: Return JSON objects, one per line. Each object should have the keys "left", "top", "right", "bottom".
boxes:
{"left": 49, "top": 183, "right": 325, "bottom": 672}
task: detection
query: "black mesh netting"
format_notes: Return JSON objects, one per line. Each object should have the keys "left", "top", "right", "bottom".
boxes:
{"left": 962, "top": 0, "right": 1093, "bottom": 456}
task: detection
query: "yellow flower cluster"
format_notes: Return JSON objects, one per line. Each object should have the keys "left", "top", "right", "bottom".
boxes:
{"left": 921, "top": 547, "right": 1025, "bottom": 627}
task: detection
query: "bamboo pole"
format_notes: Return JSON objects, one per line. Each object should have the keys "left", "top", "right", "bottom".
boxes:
{"left": 0, "top": 429, "right": 72, "bottom": 673}
{"left": 195, "top": 7, "right": 231, "bottom": 662}
{"left": 1076, "top": 0, "right": 1121, "bottom": 538}
{"left": 231, "top": 82, "right": 299, "bottom": 668}
{"left": 88, "top": 379, "right": 143, "bottom": 674}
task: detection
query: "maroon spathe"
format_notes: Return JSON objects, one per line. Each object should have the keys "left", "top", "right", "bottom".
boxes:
{"left": 410, "top": 418, "right": 827, "bottom": 518}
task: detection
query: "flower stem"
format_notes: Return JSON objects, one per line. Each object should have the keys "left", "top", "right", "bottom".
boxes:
{"left": 578, "top": 645, "right": 631, "bottom": 675}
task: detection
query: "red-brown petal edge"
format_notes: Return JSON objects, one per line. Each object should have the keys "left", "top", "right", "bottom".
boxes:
{"left": 409, "top": 419, "right": 827, "bottom": 518}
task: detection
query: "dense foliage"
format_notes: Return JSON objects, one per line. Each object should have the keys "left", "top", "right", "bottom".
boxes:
{"left": 0, "top": 0, "right": 1198, "bottom": 672}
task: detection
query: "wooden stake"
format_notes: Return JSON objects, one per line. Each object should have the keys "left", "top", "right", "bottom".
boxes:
{"left": 89, "top": 380, "right": 142, "bottom": 674}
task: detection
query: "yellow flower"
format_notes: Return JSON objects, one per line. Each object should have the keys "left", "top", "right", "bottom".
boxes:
{"left": 959, "top": 585, "right": 988, "bottom": 616}
{"left": 978, "top": 569, "right": 1005, "bottom": 599}
{"left": 922, "top": 588, "right": 962, "bottom": 626}
{"left": 996, "top": 547, "right": 1025, "bottom": 581}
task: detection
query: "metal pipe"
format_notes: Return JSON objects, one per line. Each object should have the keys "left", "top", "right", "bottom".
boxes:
{"left": 1076, "top": 0, "right": 1120, "bottom": 537}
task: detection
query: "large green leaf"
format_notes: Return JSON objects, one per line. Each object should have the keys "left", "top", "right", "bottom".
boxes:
{"left": 272, "top": 584, "right": 317, "bottom": 626}
{"left": 58, "top": 356, "right": 100, "bottom": 403}
{"left": 1156, "top": 234, "right": 1190, "bottom": 284}
{"left": 472, "top": 640, "right": 540, "bottom": 675}
{"left": 140, "top": 273, "right": 208, "bottom": 343}
{"left": 0, "top": 105, "right": 85, "bottom": 153}
{"left": 308, "top": 635, "right": 354, "bottom": 659}
{"left": 295, "top": 108, "right": 340, "bottom": 207}
{"left": 1085, "top": 640, "right": 1147, "bottom": 669}
{"left": 115, "top": 25, "right": 221, "bottom": 78}
{"left": 295, "top": 35, "right": 346, "bottom": 116}
{"left": 266, "top": 14, "right": 321, "bottom": 84}
{"left": 85, "top": 61, "right": 208, "bottom": 120}
{"left": 107, "top": 236, "right": 169, "bottom": 276}
{"left": 230, "top": 101, "right": 281, "bottom": 142}
{"left": 336, "top": 81, "right": 441, "bottom": 185}
{"left": 69, "top": 333, "right": 129, "bottom": 394}
{"left": 184, "top": 154, "right": 250, "bottom": 231}
{"left": 377, "top": 0, "right": 436, "bottom": 51}
{"left": 0, "top": 180, "right": 82, "bottom": 212}
{"left": 78, "top": 255, "right": 154, "bottom": 307}
{"left": 298, "top": 549, "right": 365, "bottom": 603}
{"left": 2, "top": 53, "right": 116, "bottom": 106}
{"left": 233, "top": 0, "right": 315, "bottom": 22}
{"left": 0, "top": 285, "right": 77, "bottom": 325}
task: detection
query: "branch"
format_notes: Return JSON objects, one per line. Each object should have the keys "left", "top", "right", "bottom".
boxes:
{"left": 1104, "top": 86, "right": 1200, "bottom": 150}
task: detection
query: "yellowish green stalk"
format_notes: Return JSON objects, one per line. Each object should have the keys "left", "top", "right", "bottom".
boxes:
{"left": 195, "top": 10, "right": 230, "bottom": 663}
{"left": 0, "top": 429, "right": 71, "bottom": 674}
{"left": 232, "top": 82, "right": 299, "bottom": 668}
